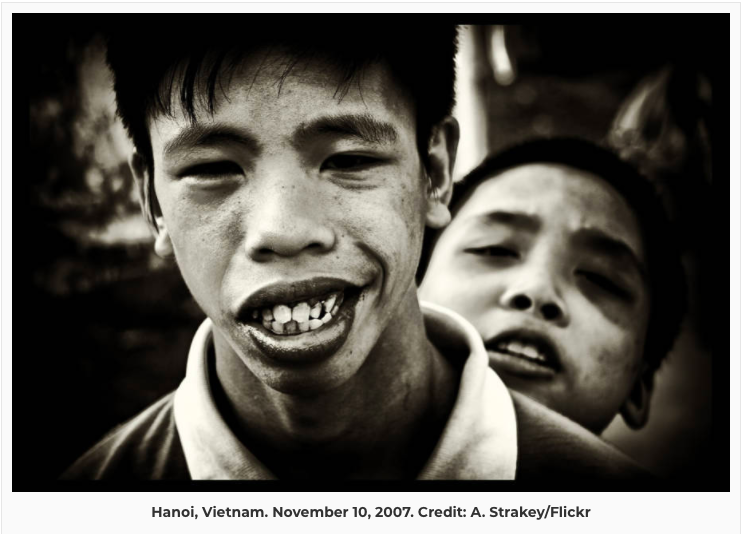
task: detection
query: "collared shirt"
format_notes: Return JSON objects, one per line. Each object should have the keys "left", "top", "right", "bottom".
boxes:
{"left": 173, "top": 301, "right": 518, "bottom": 480}
{"left": 62, "top": 303, "right": 648, "bottom": 482}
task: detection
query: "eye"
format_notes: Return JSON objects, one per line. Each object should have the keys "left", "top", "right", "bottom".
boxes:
{"left": 464, "top": 246, "right": 519, "bottom": 258}
{"left": 321, "top": 154, "right": 379, "bottom": 171}
{"left": 578, "top": 270, "right": 632, "bottom": 300}
{"left": 180, "top": 161, "right": 243, "bottom": 179}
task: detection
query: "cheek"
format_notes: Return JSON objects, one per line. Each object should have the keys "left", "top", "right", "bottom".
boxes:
{"left": 420, "top": 268, "right": 498, "bottom": 336}
{"left": 570, "top": 318, "right": 645, "bottom": 396}
{"left": 393, "top": 171, "right": 427, "bottom": 244}
{"left": 160, "top": 188, "right": 243, "bottom": 309}
{"left": 347, "top": 173, "right": 427, "bottom": 280}
{"left": 587, "top": 285, "right": 651, "bottom": 334}
{"left": 421, "top": 244, "right": 497, "bottom": 318}
{"left": 567, "top": 288, "right": 649, "bottom": 379}
{"left": 556, "top": 325, "right": 644, "bottom": 430}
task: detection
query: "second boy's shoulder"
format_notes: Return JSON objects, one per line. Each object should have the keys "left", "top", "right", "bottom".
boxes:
{"left": 511, "top": 391, "right": 650, "bottom": 483}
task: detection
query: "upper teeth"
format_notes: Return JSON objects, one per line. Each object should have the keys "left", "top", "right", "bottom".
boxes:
{"left": 292, "top": 302, "right": 311, "bottom": 323}
{"left": 497, "top": 340, "right": 548, "bottom": 362}
{"left": 255, "top": 292, "right": 345, "bottom": 336}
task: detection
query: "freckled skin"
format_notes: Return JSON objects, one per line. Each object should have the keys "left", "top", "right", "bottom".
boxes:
{"left": 144, "top": 51, "right": 457, "bottom": 477}
{"left": 420, "top": 164, "right": 651, "bottom": 433}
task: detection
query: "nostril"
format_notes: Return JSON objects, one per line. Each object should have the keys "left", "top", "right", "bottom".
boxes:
{"left": 511, "top": 295, "right": 532, "bottom": 311}
{"left": 541, "top": 303, "right": 562, "bottom": 321}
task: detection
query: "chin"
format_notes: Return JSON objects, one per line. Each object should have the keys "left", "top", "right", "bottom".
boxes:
{"left": 255, "top": 356, "right": 360, "bottom": 398}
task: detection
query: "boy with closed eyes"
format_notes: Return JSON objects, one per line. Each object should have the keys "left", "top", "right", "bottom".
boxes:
{"left": 419, "top": 138, "right": 687, "bottom": 436}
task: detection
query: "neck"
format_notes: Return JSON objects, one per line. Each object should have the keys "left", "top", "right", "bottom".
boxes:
{"left": 212, "top": 287, "right": 457, "bottom": 479}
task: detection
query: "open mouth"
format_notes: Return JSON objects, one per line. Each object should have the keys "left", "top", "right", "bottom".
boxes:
{"left": 237, "top": 277, "right": 366, "bottom": 338}
{"left": 235, "top": 278, "right": 367, "bottom": 364}
{"left": 485, "top": 329, "right": 561, "bottom": 378}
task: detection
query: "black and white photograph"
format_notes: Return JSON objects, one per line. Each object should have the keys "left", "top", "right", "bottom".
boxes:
{"left": 16, "top": 16, "right": 729, "bottom": 492}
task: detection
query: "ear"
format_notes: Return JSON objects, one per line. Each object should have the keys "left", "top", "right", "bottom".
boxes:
{"left": 425, "top": 116, "right": 460, "bottom": 229}
{"left": 129, "top": 149, "right": 174, "bottom": 259}
{"left": 152, "top": 218, "right": 175, "bottom": 259}
{"left": 620, "top": 373, "right": 652, "bottom": 429}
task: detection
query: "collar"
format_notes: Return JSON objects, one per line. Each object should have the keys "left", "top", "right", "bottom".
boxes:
{"left": 173, "top": 302, "right": 518, "bottom": 480}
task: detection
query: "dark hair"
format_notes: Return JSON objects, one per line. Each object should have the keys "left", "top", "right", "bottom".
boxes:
{"left": 105, "top": 22, "right": 459, "bottom": 229}
{"left": 418, "top": 138, "right": 687, "bottom": 381}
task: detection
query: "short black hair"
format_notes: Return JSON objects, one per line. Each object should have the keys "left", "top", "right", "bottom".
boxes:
{"left": 418, "top": 138, "right": 687, "bottom": 381}
{"left": 105, "top": 22, "right": 459, "bottom": 229}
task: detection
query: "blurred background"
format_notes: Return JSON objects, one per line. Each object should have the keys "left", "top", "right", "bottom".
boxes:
{"left": 23, "top": 21, "right": 724, "bottom": 486}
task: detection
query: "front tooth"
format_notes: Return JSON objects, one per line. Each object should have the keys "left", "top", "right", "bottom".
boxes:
{"left": 285, "top": 320, "right": 298, "bottom": 334}
{"left": 507, "top": 341, "right": 524, "bottom": 355}
{"left": 262, "top": 308, "right": 274, "bottom": 321}
{"left": 271, "top": 320, "right": 285, "bottom": 333}
{"left": 273, "top": 304, "right": 292, "bottom": 324}
{"left": 292, "top": 302, "right": 310, "bottom": 323}
{"left": 298, "top": 321, "right": 310, "bottom": 332}
{"left": 309, "top": 319, "right": 323, "bottom": 330}
{"left": 323, "top": 295, "right": 337, "bottom": 313}
{"left": 521, "top": 345, "right": 539, "bottom": 359}
{"left": 309, "top": 303, "right": 322, "bottom": 319}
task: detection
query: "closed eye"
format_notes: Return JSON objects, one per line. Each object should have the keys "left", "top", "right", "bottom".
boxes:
{"left": 179, "top": 161, "right": 243, "bottom": 178}
{"left": 464, "top": 246, "right": 519, "bottom": 258}
{"left": 321, "top": 154, "right": 380, "bottom": 171}
{"left": 578, "top": 271, "right": 632, "bottom": 300}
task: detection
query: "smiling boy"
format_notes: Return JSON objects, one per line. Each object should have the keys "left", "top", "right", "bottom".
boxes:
{"left": 63, "top": 26, "right": 647, "bottom": 481}
{"left": 419, "top": 138, "right": 686, "bottom": 435}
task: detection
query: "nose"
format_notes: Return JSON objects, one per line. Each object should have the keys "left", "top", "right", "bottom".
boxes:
{"left": 243, "top": 171, "right": 336, "bottom": 261}
{"left": 499, "top": 266, "right": 569, "bottom": 326}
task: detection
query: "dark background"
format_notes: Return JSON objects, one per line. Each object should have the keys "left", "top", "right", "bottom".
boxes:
{"left": 19, "top": 19, "right": 728, "bottom": 488}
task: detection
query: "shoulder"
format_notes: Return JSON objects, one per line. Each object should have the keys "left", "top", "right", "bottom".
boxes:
{"left": 60, "top": 392, "right": 190, "bottom": 480}
{"left": 511, "top": 391, "right": 651, "bottom": 483}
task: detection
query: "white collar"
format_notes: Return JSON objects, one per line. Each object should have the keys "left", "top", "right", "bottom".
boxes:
{"left": 174, "top": 301, "right": 518, "bottom": 480}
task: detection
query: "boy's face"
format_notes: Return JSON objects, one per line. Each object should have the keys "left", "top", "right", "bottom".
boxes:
{"left": 419, "top": 163, "right": 650, "bottom": 432}
{"left": 144, "top": 52, "right": 445, "bottom": 395}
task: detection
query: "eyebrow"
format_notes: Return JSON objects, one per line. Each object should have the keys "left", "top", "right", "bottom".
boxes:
{"left": 574, "top": 228, "right": 647, "bottom": 281}
{"left": 293, "top": 113, "right": 399, "bottom": 147}
{"left": 471, "top": 210, "right": 542, "bottom": 232}
{"left": 163, "top": 123, "right": 260, "bottom": 159}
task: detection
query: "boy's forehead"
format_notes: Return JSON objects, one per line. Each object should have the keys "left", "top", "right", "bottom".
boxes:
{"left": 147, "top": 48, "right": 414, "bottom": 133}
{"left": 454, "top": 163, "right": 645, "bottom": 257}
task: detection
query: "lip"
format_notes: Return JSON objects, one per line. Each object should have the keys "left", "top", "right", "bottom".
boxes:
{"left": 234, "top": 277, "right": 367, "bottom": 365}
{"left": 484, "top": 328, "right": 561, "bottom": 380}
